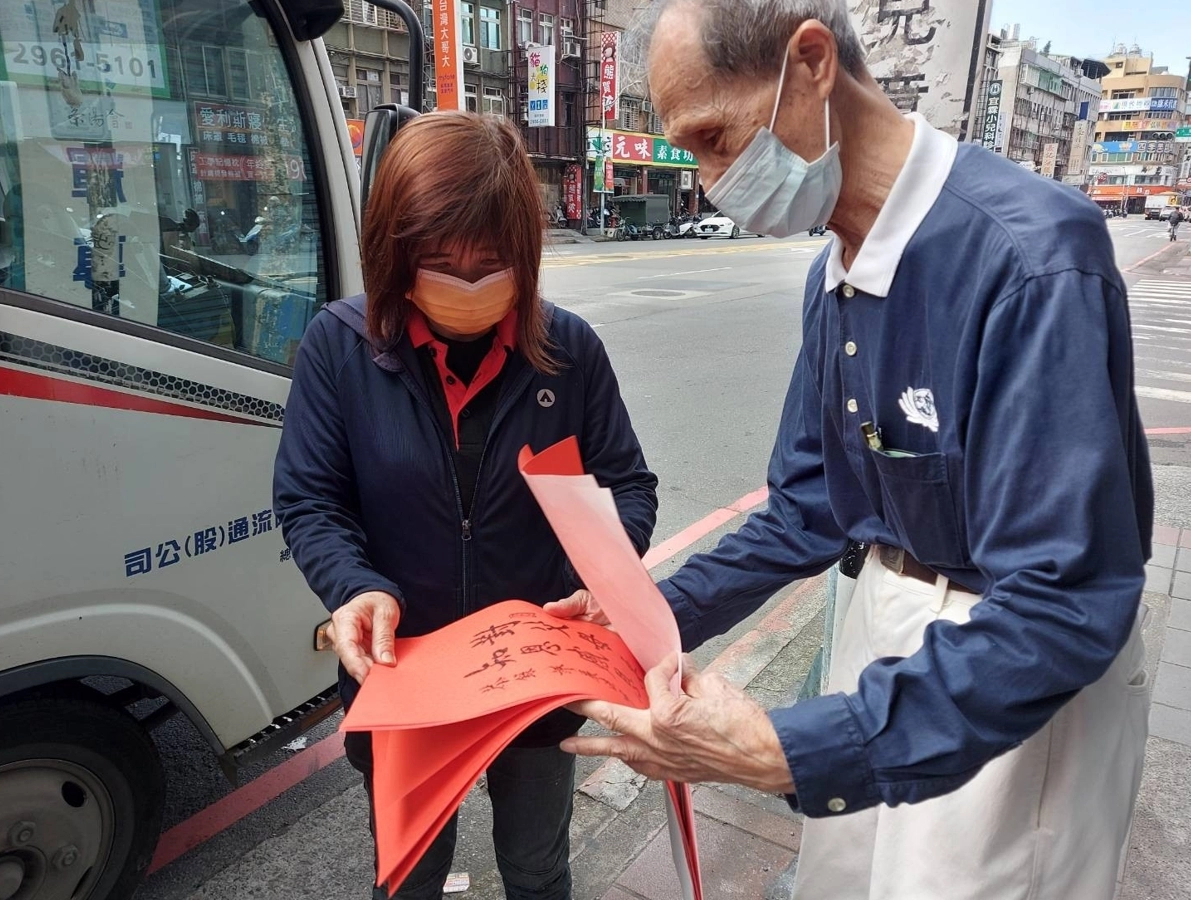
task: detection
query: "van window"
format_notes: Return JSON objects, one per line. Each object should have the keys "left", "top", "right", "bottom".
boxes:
{"left": 0, "top": 0, "right": 327, "bottom": 366}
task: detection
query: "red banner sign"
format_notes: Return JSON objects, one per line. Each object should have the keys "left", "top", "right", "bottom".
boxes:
{"left": 564, "top": 165, "right": 583, "bottom": 220}
{"left": 433, "top": 0, "right": 463, "bottom": 110}
{"left": 191, "top": 153, "right": 306, "bottom": 182}
{"left": 600, "top": 31, "right": 619, "bottom": 122}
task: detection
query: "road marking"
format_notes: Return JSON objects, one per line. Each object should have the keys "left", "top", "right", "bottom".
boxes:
{"left": 1136, "top": 386, "right": 1191, "bottom": 404}
{"left": 541, "top": 239, "right": 827, "bottom": 269}
{"left": 638, "top": 266, "right": 731, "bottom": 279}
{"left": 1133, "top": 324, "right": 1191, "bottom": 334}
{"left": 148, "top": 484, "right": 770, "bottom": 874}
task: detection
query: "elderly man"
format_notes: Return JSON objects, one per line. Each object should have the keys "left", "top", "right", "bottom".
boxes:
{"left": 545, "top": 1, "right": 1154, "bottom": 898}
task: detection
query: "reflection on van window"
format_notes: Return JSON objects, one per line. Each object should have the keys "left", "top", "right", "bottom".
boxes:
{"left": 0, "top": 0, "right": 326, "bottom": 366}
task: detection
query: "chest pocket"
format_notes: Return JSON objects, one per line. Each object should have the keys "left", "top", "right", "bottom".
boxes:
{"left": 869, "top": 449, "right": 967, "bottom": 568}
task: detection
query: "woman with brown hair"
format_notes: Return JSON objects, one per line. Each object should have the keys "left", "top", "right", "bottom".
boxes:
{"left": 274, "top": 111, "right": 658, "bottom": 900}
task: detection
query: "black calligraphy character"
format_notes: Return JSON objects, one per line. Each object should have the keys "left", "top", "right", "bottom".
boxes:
{"left": 514, "top": 669, "right": 537, "bottom": 682}
{"left": 471, "top": 623, "right": 520, "bottom": 648}
{"left": 578, "top": 631, "right": 611, "bottom": 652}
{"left": 481, "top": 677, "right": 510, "bottom": 693}
{"left": 522, "top": 642, "right": 562, "bottom": 657}
{"left": 877, "top": 0, "right": 936, "bottom": 46}
{"left": 465, "top": 648, "right": 514, "bottom": 678}
{"left": 529, "top": 620, "right": 571, "bottom": 634}
{"left": 876, "top": 74, "right": 929, "bottom": 113}
{"left": 568, "top": 648, "right": 611, "bottom": 671}
{"left": 549, "top": 664, "right": 578, "bottom": 677}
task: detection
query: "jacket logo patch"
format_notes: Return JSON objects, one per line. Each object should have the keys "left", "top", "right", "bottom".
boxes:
{"left": 899, "top": 387, "right": 938, "bottom": 433}
{"left": 537, "top": 389, "right": 556, "bottom": 409}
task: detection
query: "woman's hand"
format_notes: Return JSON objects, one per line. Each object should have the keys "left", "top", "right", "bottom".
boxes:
{"left": 543, "top": 590, "right": 612, "bottom": 629}
{"left": 328, "top": 591, "right": 402, "bottom": 683}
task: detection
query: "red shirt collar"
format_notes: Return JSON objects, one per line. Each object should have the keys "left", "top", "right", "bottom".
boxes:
{"left": 406, "top": 308, "right": 518, "bottom": 352}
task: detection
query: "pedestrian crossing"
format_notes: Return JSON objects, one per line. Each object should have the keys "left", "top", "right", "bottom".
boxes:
{"left": 1129, "top": 280, "right": 1191, "bottom": 404}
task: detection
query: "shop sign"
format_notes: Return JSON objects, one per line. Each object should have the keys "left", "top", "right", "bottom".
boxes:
{"left": 586, "top": 128, "right": 697, "bottom": 168}
{"left": 527, "top": 44, "right": 555, "bottom": 128}
{"left": 1177, "top": 126, "right": 1191, "bottom": 143}
{"left": 600, "top": 32, "right": 619, "bottom": 122}
{"left": 981, "top": 80, "right": 1002, "bottom": 149}
{"left": 191, "top": 152, "right": 306, "bottom": 182}
{"left": 194, "top": 102, "right": 283, "bottom": 148}
{"left": 432, "top": 0, "right": 464, "bottom": 110}
{"left": 563, "top": 164, "right": 582, "bottom": 219}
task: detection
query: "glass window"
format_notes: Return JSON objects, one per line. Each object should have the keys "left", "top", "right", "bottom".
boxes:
{"left": 0, "top": 0, "right": 328, "bottom": 365}
{"left": 464, "top": 83, "right": 478, "bottom": 113}
{"left": 517, "top": 8, "right": 533, "bottom": 46}
{"left": 362, "top": 2, "right": 378, "bottom": 26}
{"left": 560, "top": 17, "right": 574, "bottom": 37}
{"left": 480, "top": 6, "right": 501, "bottom": 51}
{"left": 483, "top": 86, "right": 505, "bottom": 116}
{"left": 461, "top": 3, "right": 476, "bottom": 47}
{"left": 539, "top": 14, "right": 554, "bottom": 46}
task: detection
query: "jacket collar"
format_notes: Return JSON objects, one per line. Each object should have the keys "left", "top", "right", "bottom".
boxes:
{"left": 824, "top": 114, "right": 958, "bottom": 298}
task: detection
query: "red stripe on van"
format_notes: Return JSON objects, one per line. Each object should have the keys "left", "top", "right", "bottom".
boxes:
{"left": 0, "top": 364, "right": 269, "bottom": 426}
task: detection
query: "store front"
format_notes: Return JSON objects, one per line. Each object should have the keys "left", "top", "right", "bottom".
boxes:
{"left": 1089, "top": 183, "right": 1171, "bottom": 215}
{"left": 586, "top": 127, "right": 699, "bottom": 222}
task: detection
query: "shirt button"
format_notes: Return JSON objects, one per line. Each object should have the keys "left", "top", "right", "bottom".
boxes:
{"left": 845, "top": 341, "right": 858, "bottom": 357}
{"left": 446, "top": 376, "right": 457, "bottom": 386}
{"left": 461, "top": 409, "right": 471, "bottom": 419}
{"left": 842, "top": 284, "right": 856, "bottom": 299}
{"left": 827, "top": 798, "right": 847, "bottom": 813}
{"left": 847, "top": 399, "right": 859, "bottom": 414}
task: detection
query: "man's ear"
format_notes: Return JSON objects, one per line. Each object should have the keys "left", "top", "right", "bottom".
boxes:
{"left": 787, "top": 19, "right": 839, "bottom": 101}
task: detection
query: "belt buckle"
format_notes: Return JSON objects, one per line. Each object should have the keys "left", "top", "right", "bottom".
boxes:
{"left": 879, "top": 545, "right": 906, "bottom": 575}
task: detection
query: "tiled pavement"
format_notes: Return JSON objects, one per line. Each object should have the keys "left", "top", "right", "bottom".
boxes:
{"left": 1141, "top": 525, "right": 1191, "bottom": 748}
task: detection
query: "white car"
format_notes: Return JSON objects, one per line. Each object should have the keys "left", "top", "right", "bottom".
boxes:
{"left": 696, "top": 214, "right": 753, "bottom": 239}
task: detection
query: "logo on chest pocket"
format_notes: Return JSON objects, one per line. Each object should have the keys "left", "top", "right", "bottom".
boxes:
{"left": 899, "top": 387, "right": 939, "bottom": 433}
{"left": 537, "top": 389, "right": 556, "bottom": 409}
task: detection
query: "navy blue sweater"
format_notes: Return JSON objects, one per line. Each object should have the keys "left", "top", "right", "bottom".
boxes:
{"left": 274, "top": 296, "right": 658, "bottom": 712}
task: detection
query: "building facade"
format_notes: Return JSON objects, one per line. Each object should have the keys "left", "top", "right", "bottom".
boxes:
{"left": 976, "top": 34, "right": 1103, "bottom": 183}
{"left": 1088, "top": 48, "right": 1189, "bottom": 213}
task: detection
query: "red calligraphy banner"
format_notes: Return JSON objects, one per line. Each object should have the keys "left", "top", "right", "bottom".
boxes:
{"left": 564, "top": 164, "right": 582, "bottom": 220}
{"left": 600, "top": 31, "right": 619, "bottom": 122}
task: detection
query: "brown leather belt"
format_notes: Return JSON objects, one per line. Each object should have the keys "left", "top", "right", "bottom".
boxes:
{"left": 875, "top": 545, "right": 978, "bottom": 594}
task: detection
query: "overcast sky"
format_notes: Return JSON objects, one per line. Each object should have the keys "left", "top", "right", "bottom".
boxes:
{"left": 989, "top": 0, "right": 1191, "bottom": 74}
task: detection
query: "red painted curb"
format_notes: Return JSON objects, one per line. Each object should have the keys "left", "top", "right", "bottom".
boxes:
{"left": 150, "top": 487, "right": 770, "bottom": 873}
{"left": 1146, "top": 427, "right": 1191, "bottom": 435}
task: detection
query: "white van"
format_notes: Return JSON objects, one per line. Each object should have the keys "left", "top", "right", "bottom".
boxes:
{"left": 0, "top": 1, "right": 420, "bottom": 897}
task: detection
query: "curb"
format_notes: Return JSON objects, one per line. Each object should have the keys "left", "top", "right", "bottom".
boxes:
{"left": 1128, "top": 241, "right": 1190, "bottom": 274}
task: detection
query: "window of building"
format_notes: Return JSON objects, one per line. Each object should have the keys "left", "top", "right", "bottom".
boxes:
{"left": 464, "top": 83, "right": 479, "bottom": 112}
{"left": 227, "top": 48, "right": 252, "bottom": 101}
{"left": 561, "top": 17, "right": 575, "bottom": 38}
{"left": 540, "top": 13, "right": 555, "bottom": 46}
{"left": 517, "top": 7, "right": 534, "bottom": 45}
{"left": 1150, "top": 87, "right": 1178, "bottom": 98}
{"left": 461, "top": 3, "right": 476, "bottom": 46}
{"left": 195, "top": 45, "right": 228, "bottom": 97}
{"left": 484, "top": 87, "right": 506, "bottom": 116}
{"left": 362, "top": 2, "right": 378, "bottom": 25}
{"left": 1111, "top": 89, "right": 1139, "bottom": 99}
{"left": 357, "top": 67, "right": 384, "bottom": 115}
{"left": 480, "top": 6, "right": 501, "bottom": 50}
{"left": 621, "top": 100, "right": 640, "bottom": 132}
{"left": 562, "top": 93, "right": 575, "bottom": 127}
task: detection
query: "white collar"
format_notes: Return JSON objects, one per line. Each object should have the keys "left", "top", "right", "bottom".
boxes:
{"left": 825, "top": 113, "right": 958, "bottom": 298}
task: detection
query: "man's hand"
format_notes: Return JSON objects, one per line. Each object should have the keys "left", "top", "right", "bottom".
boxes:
{"left": 328, "top": 591, "right": 401, "bottom": 683}
{"left": 543, "top": 590, "right": 612, "bottom": 628}
{"left": 561, "top": 654, "right": 797, "bottom": 795}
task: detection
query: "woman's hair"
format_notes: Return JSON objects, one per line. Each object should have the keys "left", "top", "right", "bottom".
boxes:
{"left": 361, "top": 111, "right": 555, "bottom": 372}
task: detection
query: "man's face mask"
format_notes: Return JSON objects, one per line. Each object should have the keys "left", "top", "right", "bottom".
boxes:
{"left": 705, "top": 49, "right": 842, "bottom": 238}
{"left": 410, "top": 268, "right": 517, "bottom": 337}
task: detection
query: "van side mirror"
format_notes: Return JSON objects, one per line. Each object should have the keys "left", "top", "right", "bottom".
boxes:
{"left": 360, "top": 104, "right": 420, "bottom": 216}
{"left": 281, "top": 0, "right": 345, "bottom": 41}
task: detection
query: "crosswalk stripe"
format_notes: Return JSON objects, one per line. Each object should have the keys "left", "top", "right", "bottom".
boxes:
{"left": 1130, "top": 281, "right": 1191, "bottom": 404}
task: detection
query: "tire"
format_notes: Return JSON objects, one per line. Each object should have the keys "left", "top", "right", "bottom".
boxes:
{"left": 652, "top": 226, "right": 664, "bottom": 241}
{"left": 0, "top": 695, "right": 165, "bottom": 900}
{"left": 615, "top": 227, "right": 626, "bottom": 242}
{"left": 730, "top": 226, "right": 740, "bottom": 239}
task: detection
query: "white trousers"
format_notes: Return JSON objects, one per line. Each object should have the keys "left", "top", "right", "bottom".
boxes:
{"left": 793, "top": 552, "right": 1151, "bottom": 900}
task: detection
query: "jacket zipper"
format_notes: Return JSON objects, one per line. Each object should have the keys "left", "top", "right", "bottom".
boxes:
{"left": 392, "top": 361, "right": 538, "bottom": 620}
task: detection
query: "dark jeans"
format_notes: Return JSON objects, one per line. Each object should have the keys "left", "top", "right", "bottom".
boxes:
{"left": 344, "top": 732, "right": 575, "bottom": 900}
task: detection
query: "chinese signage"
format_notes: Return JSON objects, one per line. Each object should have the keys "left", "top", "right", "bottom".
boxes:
{"left": 433, "top": 0, "right": 464, "bottom": 110}
{"left": 1093, "top": 140, "right": 1177, "bottom": 154}
{"left": 1040, "top": 142, "right": 1059, "bottom": 178}
{"left": 564, "top": 165, "right": 583, "bottom": 220}
{"left": 1177, "top": 126, "right": 1191, "bottom": 144}
{"left": 600, "top": 31, "right": 620, "bottom": 122}
{"left": 124, "top": 508, "right": 276, "bottom": 578}
{"left": 0, "top": 0, "right": 169, "bottom": 97}
{"left": 594, "top": 157, "right": 614, "bottom": 194}
{"left": 849, "top": 0, "right": 992, "bottom": 138}
{"left": 194, "top": 102, "right": 284, "bottom": 149}
{"left": 527, "top": 44, "right": 556, "bottom": 128}
{"left": 981, "top": 80, "right": 1002, "bottom": 149}
{"left": 586, "top": 128, "right": 698, "bottom": 168}
{"left": 190, "top": 152, "right": 306, "bottom": 183}
{"left": 1101, "top": 97, "right": 1179, "bottom": 114}
{"left": 1068, "top": 119, "right": 1091, "bottom": 173}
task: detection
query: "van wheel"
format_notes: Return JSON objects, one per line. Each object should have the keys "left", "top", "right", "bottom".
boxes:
{"left": 0, "top": 696, "right": 165, "bottom": 900}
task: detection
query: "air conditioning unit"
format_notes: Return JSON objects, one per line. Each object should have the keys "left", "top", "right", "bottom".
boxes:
{"left": 563, "top": 39, "right": 581, "bottom": 59}
{"left": 338, "top": 84, "right": 357, "bottom": 99}
{"left": 463, "top": 45, "right": 480, "bottom": 65}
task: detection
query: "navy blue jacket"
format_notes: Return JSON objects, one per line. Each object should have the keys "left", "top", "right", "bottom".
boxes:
{"left": 661, "top": 144, "right": 1153, "bottom": 817}
{"left": 275, "top": 296, "right": 658, "bottom": 709}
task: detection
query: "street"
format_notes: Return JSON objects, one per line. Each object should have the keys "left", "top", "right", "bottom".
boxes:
{"left": 135, "top": 219, "right": 1191, "bottom": 900}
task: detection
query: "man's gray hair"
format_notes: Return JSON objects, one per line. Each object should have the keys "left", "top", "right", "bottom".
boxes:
{"left": 634, "top": 0, "right": 867, "bottom": 79}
